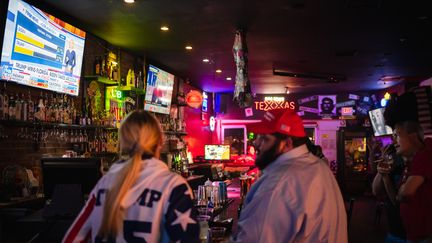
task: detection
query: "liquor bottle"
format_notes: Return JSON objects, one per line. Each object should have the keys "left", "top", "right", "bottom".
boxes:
{"left": 94, "top": 56, "right": 100, "bottom": 75}
{"left": 102, "top": 131, "right": 108, "bottom": 153}
{"left": 15, "top": 94, "right": 22, "bottom": 121}
{"left": 57, "top": 94, "right": 63, "bottom": 123}
{"left": 0, "top": 87, "right": 4, "bottom": 119}
{"left": 2, "top": 91, "right": 8, "bottom": 120}
{"left": 112, "top": 65, "right": 118, "bottom": 81}
{"left": 21, "top": 93, "right": 28, "bottom": 121}
{"left": 36, "top": 92, "right": 45, "bottom": 122}
{"left": 8, "top": 93, "right": 16, "bottom": 120}
{"left": 44, "top": 93, "right": 49, "bottom": 122}
{"left": 70, "top": 98, "right": 77, "bottom": 125}
{"left": 101, "top": 55, "right": 106, "bottom": 77}
{"left": 137, "top": 71, "right": 144, "bottom": 89}
{"left": 93, "top": 131, "right": 99, "bottom": 153}
{"left": 130, "top": 70, "right": 135, "bottom": 87}
{"left": 53, "top": 94, "right": 60, "bottom": 123}
{"left": 46, "top": 93, "right": 54, "bottom": 122}
{"left": 27, "top": 91, "right": 34, "bottom": 122}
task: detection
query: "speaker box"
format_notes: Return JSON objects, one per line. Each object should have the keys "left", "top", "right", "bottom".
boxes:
{"left": 215, "top": 93, "right": 228, "bottom": 114}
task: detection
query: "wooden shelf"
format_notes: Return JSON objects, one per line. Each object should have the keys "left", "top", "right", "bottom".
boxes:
{"left": 117, "top": 86, "right": 145, "bottom": 94}
{"left": 164, "top": 131, "right": 188, "bottom": 136}
{"left": 84, "top": 75, "right": 118, "bottom": 85}
{"left": 0, "top": 119, "right": 117, "bottom": 130}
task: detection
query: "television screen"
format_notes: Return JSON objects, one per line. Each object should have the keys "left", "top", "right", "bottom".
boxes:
{"left": 369, "top": 108, "right": 393, "bottom": 137}
{"left": 0, "top": 0, "right": 86, "bottom": 96}
{"left": 41, "top": 157, "right": 102, "bottom": 200}
{"left": 204, "top": 145, "right": 231, "bottom": 160}
{"left": 144, "top": 64, "right": 175, "bottom": 115}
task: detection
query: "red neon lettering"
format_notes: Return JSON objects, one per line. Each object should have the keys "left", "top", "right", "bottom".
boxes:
{"left": 255, "top": 101, "right": 296, "bottom": 111}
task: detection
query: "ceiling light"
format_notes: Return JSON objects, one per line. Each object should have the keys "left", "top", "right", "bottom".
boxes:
{"left": 417, "top": 16, "right": 429, "bottom": 20}
{"left": 124, "top": 0, "right": 135, "bottom": 3}
{"left": 216, "top": 69, "right": 222, "bottom": 73}
{"left": 202, "top": 58, "right": 210, "bottom": 63}
{"left": 160, "top": 26, "right": 169, "bottom": 31}
{"left": 185, "top": 46, "right": 193, "bottom": 50}
{"left": 285, "top": 87, "right": 290, "bottom": 94}
{"left": 226, "top": 77, "right": 232, "bottom": 81}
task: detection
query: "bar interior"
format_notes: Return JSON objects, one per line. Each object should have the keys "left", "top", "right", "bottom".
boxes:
{"left": 0, "top": 0, "right": 431, "bottom": 242}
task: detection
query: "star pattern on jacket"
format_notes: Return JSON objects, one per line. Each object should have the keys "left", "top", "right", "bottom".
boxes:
{"left": 171, "top": 208, "right": 196, "bottom": 231}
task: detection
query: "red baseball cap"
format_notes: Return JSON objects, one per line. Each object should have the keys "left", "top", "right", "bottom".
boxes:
{"left": 247, "top": 109, "right": 306, "bottom": 137}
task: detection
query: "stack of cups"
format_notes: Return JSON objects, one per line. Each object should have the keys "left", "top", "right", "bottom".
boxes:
{"left": 239, "top": 175, "right": 252, "bottom": 199}
{"left": 212, "top": 181, "right": 227, "bottom": 205}
{"left": 197, "top": 185, "right": 208, "bottom": 206}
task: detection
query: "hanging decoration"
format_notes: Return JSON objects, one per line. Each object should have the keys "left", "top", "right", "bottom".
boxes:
{"left": 233, "top": 30, "right": 253, "bottom": 108}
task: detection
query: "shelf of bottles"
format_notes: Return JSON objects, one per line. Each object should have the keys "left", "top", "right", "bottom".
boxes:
{"left": 88, "top": 51, "right": 120, "bottom": 85}
{"left": 157, "top": 112, "right": 191, "bottom": 177}
{"left": 0, "top": 87, "right": 119, "bottom": 155}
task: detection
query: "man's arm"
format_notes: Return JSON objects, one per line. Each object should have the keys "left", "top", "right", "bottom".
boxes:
{"left": 381, "top": 174, "right": 398, "bottom": 205}
{"left": 398, "top": 175, "right": 425, "bottom": 201}
{"left": 372, "top": 172, "right": 385, "bottom": 196}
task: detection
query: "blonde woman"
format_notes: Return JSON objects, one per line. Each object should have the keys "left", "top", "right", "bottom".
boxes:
{"left": 63, "top": 110, "right": 199, "bottom": 243}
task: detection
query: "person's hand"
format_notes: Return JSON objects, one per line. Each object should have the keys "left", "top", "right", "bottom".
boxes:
{"left": 376, "top": 159, "right": 393, "bottom": 175}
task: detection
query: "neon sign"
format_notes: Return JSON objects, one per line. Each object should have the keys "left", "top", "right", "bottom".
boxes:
{"left": 341, "top": 107, "right": 354, "bottom": 116}
{"left": 109, "top": 88, "right": 122, "bottom": 99}
{"left": 209, "top": 116, "right": 215, "bottom": 132}
{"left": 254, "top": 101, "right": 296, "bottom": 111}
{"left": 186, "top": 90, "right": 203, "bottom": 108}
{"left": 202, "top": 91, "right": 208, "bottom": 112}
{"left": 264, "top": 96, "right": 285, "bottom": 102}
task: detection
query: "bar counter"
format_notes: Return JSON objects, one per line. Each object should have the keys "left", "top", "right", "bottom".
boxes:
{"left": 1, "top": 178, "right": 241, "bottom": 242}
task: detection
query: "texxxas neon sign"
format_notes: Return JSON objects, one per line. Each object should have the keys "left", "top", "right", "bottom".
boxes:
{"left": 254, "top": 101, "right": 296, "bottom": 111}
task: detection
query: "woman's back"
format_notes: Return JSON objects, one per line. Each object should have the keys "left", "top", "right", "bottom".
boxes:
{"left": 63, "top": 158, "right": 199, "bottom": 243}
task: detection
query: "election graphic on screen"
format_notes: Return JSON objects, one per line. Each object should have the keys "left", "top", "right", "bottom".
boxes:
{"left": 0, "top": 0, "right": 86, "bottom": 96}
{"left": 144, "top": 64, "right": 175, "bottom": 115}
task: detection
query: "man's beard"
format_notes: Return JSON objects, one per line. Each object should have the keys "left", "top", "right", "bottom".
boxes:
{"left": 255, "top": 140, "right": 283, "bottom": 170}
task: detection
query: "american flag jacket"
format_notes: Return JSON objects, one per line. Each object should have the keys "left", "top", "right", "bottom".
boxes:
{"left": 63, "top": 158, "right": 200, "bottom": 243}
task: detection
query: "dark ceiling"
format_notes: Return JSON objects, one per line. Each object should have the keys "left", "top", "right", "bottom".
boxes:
{"left": 27, "top": 0, "right": 432, "bottom": 94}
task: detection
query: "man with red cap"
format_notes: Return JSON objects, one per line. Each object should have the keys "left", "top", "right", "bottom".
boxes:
{"left": 232, "top": 109, "right": 347, "bottom": 243}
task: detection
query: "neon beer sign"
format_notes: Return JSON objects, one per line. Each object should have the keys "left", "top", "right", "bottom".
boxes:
{"left": 254, "top": 96, "right": 296, "bottom": 111}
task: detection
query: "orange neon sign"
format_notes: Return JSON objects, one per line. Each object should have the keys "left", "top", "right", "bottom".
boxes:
{"left": 254, "top": 101, "right": 296, "bottom": 111}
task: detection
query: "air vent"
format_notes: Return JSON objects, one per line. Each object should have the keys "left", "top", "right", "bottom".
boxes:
{"left": 335, "top": 49, "right": 358, "bottom": 57}
{"left": 273, "top": 69, "right": 346, "bottom": 83}
{"left": 345, "top": 0, "right": 382, "bottom": 9}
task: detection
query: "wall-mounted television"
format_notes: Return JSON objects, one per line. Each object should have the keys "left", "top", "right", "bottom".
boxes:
{"left": 369, "top": 107, "right": 393, "bottom": 137}
{"left": 0, "top": 0, "right": 86, "bottom": 96}
{"left": 204, "top": 144, "right": 231, "bottom": 160}
{"left": 40, "top": 157, "right": 102, "bottom": 200}
{"left": 144, "top": 64, "right": 175, "bottom": 115}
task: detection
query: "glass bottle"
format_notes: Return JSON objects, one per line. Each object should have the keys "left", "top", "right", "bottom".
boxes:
{"left": 0, "top": 89, "right": 3, "bottom": 120}
{"left": 3, "top": 91, "right": 9, "bottom": 120}
{"left": 27, "top": 91, "right": 34, "bottom": 122}
{"left": 21, "top": 93, "right": 28, "bottom": 121}
{"left": 8, "top": 93, "right": 16, "bottom": 120}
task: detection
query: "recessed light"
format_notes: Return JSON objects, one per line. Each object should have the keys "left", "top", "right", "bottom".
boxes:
{"left": 124, "top": 0, "right": 134, "bottom": 3}
{"left": 185, "top": 46, "right": 193, "bottom": 50}
{"left": 226, "top": 77, "right": 232, "bottom": 81}
{"left": 216, "top": 69, "right": 222, "bottom": 73}
{"left": 160, "top": 26, "right": 169, "bottom": 31}
{"left": 202, "top": 58, "right": 210, "bottom": 63}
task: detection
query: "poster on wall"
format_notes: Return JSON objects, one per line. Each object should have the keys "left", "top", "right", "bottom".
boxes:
{"left": 318, "top": 95, "right": 336, "bottom": 117}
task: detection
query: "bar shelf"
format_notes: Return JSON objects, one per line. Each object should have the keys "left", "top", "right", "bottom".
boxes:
{"left": 0, "top": 119, "right": 117, "bottom": 130}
